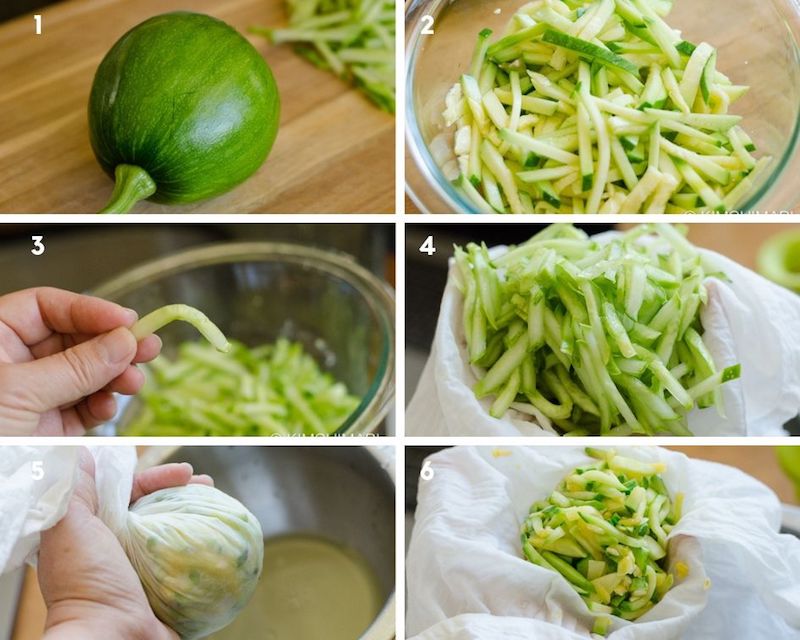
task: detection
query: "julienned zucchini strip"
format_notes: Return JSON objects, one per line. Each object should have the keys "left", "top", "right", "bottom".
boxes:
{"left": 252, "top": 0, "right": 395, "bottom": 112}
{"left": 522, "top": 448, "right": 683, "bottom": 635}
{"left": 454, "top": 224, "right": 741, "bottom": 436}
{"left": 132, "top": 304, "right": 231, "bottom": 353}
{"left": 441, "top": 0, "right": 770, "bottom": 213}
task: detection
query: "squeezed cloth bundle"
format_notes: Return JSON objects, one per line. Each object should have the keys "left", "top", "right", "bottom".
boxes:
{"left": 0, "top": 447, "right": 263, "bottom": 639}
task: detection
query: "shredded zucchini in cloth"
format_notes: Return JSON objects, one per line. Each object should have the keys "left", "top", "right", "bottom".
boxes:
{"left": 454, "top": 224, "right": 741, "bottom": 436}
{"left": 253, "top": 0, "right": 395, "bottom": 112}
{"left": 442, "top": 0, "right": 769, "bottom": 213}
{"left": 521, "top": 448, "right": 683, "bottom": 633}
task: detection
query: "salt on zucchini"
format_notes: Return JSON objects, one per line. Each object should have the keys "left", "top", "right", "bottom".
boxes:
{"left": 441, "top": 0, "right": 769, "bottom": 213}
{"left": 522, "top": 448, "right": 681, "bottom": 630}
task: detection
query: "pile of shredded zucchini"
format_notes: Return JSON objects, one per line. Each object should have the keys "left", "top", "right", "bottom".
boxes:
{"left": 454, "top": 224, "right": 741, "bottom": 435}
{"left": 442, "top": 0, "right": 770, "bottom": 213}
{"left": 125, "top": 339, "right": 360, "bottom": 436}
{"left": 253, "top": 0, "right": 395, "bottom": 112}
{"left": 521, "top": 448, "right": 683, "bottom": 634}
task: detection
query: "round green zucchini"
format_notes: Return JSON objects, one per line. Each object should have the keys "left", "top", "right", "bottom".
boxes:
{"left": 89, "top": 12, "right": 280, "bottom": 214}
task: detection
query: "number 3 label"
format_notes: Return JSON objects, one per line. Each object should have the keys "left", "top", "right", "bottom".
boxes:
{"left": 31, "top": 235, "right": 45, "bottom": 255}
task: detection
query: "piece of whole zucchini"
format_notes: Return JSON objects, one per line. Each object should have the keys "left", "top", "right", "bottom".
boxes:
{"left": 89, "top": 12, "right": 280, "bottom": 214}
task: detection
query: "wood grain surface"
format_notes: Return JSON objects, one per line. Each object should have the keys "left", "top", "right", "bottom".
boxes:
{"left": 670, "top": 446, "right": 799, "bottom": 506}
{"left": 0, "top": 0, "right": 395, "bottom": 214}
{"left": 11, "top": 568, "right": 44, "bottom": 640}
{"left": 684, "top": 223, "right": 800, "bottom": 271}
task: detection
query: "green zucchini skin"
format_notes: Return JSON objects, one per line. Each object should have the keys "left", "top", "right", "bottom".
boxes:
{"left": 89, "top": 12, "right": 280, "bottom": 211}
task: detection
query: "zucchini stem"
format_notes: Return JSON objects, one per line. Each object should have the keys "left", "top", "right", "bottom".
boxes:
{"left": 99, "top": 164, "right": 157, "bottom": 214}
{"left": 132, "top": 304, "right": 231, "bottom": 353}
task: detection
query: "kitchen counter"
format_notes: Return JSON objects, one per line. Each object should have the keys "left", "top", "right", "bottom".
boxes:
{"left": 670, "top": 446, "right": 798, "bottom": 506}
{"left": 0, "top": 0, "right": 395, "bottom": 214}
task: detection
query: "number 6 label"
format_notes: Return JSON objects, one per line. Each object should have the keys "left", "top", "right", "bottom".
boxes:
{"left": 420, "top": 460, "right": 435, "bottom": 481}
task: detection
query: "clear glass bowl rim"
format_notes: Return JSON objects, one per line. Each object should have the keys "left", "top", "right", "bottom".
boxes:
{"left": 91, "top": 241, "right": 396, "bottom": 435}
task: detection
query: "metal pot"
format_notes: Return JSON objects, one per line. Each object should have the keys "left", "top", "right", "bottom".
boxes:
{"left": 137, "top": 445, "right": 396, "bottom": 640}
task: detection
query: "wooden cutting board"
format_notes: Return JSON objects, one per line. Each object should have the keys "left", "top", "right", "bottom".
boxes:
{"left": 0, "top": 0, "right": 395, "bottom": 214}
{"left": 670, "top": 446, "right": 799, "bottom": 506}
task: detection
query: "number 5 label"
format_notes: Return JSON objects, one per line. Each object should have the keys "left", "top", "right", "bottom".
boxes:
{"left": 32, "top": 460, "right": 44, "bottom": 480}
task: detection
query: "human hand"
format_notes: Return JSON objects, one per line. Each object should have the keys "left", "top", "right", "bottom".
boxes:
{"left": 39, "top": 449, "right": 214, "bottom": 640}
{"left": 0, "top": 287, "right": 161, "bottom": 435}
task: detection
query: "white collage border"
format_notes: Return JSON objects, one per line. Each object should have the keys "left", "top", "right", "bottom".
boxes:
{"left": 2, "top": 216, "right": 799, "bottom": 640}
{"left": 1, "top": 0, "right": 799, "bottom": 634}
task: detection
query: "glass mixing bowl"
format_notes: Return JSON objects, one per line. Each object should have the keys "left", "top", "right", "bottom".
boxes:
{"left": 406, "top": 0, "right": 800, "bottom": 213}
{"left": 90, "top": 242, "right": 395, "bottom": 435}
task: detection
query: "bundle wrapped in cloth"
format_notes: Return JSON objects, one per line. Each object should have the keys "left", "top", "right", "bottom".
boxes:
{"left": 406, "top": 447, "right": 800, "bottom": 639}
{"left": 408, "top": 225, "right": 800, "bottom": 436}
{"left": 0, "top": 447, "right": 263, "bottom": 639}
{"left": 110, "top": 483, "right": 263, "bottom": 638}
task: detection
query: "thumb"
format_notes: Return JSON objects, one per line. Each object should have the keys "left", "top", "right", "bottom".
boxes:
{"left": 71, "top": 447, "right": 99, "bottom": 513}
{"left": 16, "top": 327, "right": 137, "bottom": 411}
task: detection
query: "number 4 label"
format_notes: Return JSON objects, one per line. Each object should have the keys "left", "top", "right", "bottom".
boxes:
{"left": 419, "top": 235, "right": 436, "bottom": 256}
